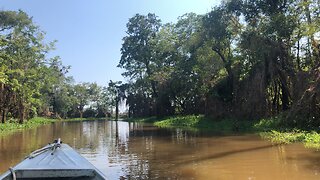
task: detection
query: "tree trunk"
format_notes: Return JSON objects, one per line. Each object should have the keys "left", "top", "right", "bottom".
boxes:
{"left": 304, "top": 0, "right": 317, "bottom": 66}
{"left": 277, "top": 68, "right": 291, "bottom": 111}
{"left": 297, "top": 37, "right": 301, "bottom": 71}
{"left": 281, "top": 82, "right": 290, "bottom": 111}
{"left": 1, "top": 108, "right": 8, "bottom": 123}
{"left": 0, "top": 110, "right": 3, "bottom": 123}
{"left": 115, "top": 121, "right": 119, "bottom": 138}
{"left": 79, "top": 111, "right": 83, "bottom": 119}
{"left": 212, "top": 47, "right": 234, "bottom": 100}
{"left": 286, "top": 68, "right": 320, "bottom": 126}
{"left": 272, "top": 81, "right": 279, "bottom": 114}
{"left": 18, "top": 100, "right": 25, "bottom": 124}
{"left": 128, "top": 106, "right": 132, "bottom": 118}
{"left": 212, "top": 47, "right": 233, "bottom": 81}
{"left": 0, "top": 84, "right": 3, "bottom": 123}
{"left": 115, "top": 99, "right": 119, "bottom": 121}
{"left": 145, "top": 62, "right": 158, "bottom": 98}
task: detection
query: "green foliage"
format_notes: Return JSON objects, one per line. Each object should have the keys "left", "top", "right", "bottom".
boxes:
{"left": 0, "top": 10, "right": 58, "bottom": 122}
{"left": 154, "top": 115, "right": 252, "bottom": 132}
{"left": 304, "top": 132, "right": 320, "bottom": 149}
{"left": 96, "top": 86, "right": 113, "bottom": 117}
{"left": 261, "top": 130, "right": 320, "bottom": 150}
{"left": 0, "top": 117, "right": 55, "bottom": 136}
{"left": 153, "top": 115, "right": 320, "bottom": 149}
{"left": 155, "top": 115, "right": 204, "bottom": 127}
{"left": 72, "top": 83, "right": 90, "bottom": 118}
{"left": 2, "top": 0, "right": 320, "bottom": 139}
{"left": 253, "top": 117, "right": 282, "bottom": 131}
{"left": 124, "top": 116, "right": 160, "bottom": 123}
{"left": 0, "top": 10, "right": 117, "bottom": 122}
{"left": 260, "top": 130, "right": 305, "bottom": 144}
{"left": 119, "top": 13, "right": 161, "bottom": 80}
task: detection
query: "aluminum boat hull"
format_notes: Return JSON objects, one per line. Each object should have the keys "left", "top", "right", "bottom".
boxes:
{"left": 0, "top": 143, "right": 106, "bottom": 180}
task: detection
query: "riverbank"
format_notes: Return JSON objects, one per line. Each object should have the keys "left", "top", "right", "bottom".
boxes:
{"left": 63, "top": 117, "right": 109, "bottom": 121}
{"left": 125, "top": 115, "right": 320, "bottom": 150}
{"left": 0, "top": 117, "right": 111, "bottom": 136}
{"left": 0, "top": 117, "right": 55, "bottom": 136}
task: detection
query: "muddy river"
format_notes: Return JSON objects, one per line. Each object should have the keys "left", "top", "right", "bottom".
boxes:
{"left": 0, "top": 120, "right": 319, "bottom": 179}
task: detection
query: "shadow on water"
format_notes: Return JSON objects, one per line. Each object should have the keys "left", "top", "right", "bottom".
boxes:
{"left": 174, "top": 144, "right": 275, "bottom": 167}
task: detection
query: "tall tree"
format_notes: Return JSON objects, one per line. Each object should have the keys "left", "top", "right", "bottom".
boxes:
{"left": 0, "top": 10, "right": 58, "bottom": 123}
{"left": 119, "top": 13, "right": 161, "bottom": 99}
{"left": 108, "top": 81, "right": 127, "bottom": 120}
{"left": 202, "top": 4, "right": 242, "bottom": 101}
{"left": 73, "top": 83, "right": 90, "bottom": 118}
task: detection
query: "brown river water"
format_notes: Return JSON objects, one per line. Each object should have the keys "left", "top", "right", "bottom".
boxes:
{"left": 0, "top": 120, "right": 319, "bottom": 179}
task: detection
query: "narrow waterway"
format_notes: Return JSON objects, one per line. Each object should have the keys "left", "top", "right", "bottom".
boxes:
{"left": 0, "top": 120, "right": 319, "bottom": 179}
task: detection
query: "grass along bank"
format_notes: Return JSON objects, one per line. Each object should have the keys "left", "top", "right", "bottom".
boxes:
{"left": 260, "top": 130, "right": 320, "bottom": 149}
{"left": 0, "top": 117, "right": 55, "bottom": 136}
{"left": 136, "top": 115, "right": 320, "bottom": 150}
{"left": 125, "top": 116, "right": 164, "bottom": 123}
{"left": 154, "top": 115, "right": 256, "bottom": 132}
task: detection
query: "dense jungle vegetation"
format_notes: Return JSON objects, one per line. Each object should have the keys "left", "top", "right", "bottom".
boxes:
{"left": 1, "top": 0, "right": 320, "bottom": 132}
{"left": 119, "top": 0, "right": 320, "bottom": 129}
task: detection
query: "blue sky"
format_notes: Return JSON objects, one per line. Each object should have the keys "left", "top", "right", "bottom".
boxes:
{"left": 0, "top": 0, "right": 221, "bottom": 86}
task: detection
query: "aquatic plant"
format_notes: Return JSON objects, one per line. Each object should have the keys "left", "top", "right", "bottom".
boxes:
{"left": 0, "top": 117, "right": 55, "bottom": 136}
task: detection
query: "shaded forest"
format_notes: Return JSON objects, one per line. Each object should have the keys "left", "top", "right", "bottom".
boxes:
{"left": 1, "top": 0, "right": 320, "bottom": 128}
{"left": 118, "top": 0, "right": 320, "bottom": 127}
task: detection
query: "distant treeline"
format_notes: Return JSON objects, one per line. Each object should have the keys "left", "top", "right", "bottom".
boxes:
{"left": 117, "top": 0, "right": 320, "bottom": 127}
{"left": 0, "top": 10, "right": 118, "bottom": 123}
